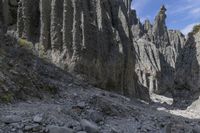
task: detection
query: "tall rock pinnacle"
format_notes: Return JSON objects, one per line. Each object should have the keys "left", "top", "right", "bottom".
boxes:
{"left": 153, "top": 5, "right": 169, "bottom": 49}
{"left": 154, "top": 5, "right": 167, "bottom": 29}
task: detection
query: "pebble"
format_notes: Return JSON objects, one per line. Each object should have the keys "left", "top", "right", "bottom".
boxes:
{"left": 77, "top": 102, "right": 86, "bottom": 109}
{"left": 33, "top": 114, "right": 43, "bottom": 123}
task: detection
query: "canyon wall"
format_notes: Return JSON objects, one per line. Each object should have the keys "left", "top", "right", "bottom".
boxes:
{"left": 1, "top": 0, "right": 200, "bottom": 101}
{"left": 175, "top": 32, "right": 200, "bottom": 95}
{"left": 132, "top": 6, "right": 186, "bottom": 95}
{"left": 5, "top": 0, "right": 149, "bottom": 99}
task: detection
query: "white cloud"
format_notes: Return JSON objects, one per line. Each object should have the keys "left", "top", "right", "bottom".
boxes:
{"left": 181, "top": 23, "right": 198, "bottom": 35}
{"left": 132, "top": 0, "right": 148, "bottom": 11}
{"left": 190, "top": 8, "right": 200, "bottom": 14}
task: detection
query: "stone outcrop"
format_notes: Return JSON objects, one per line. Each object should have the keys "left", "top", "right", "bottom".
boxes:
{"left": 0, "top": 0, "right": 18, "bottom": 27}
{"left": 1, "top": 0, "right": 150, "bottom": 100}
{"left": 152, "top": 5, "right": 169, "bottom": 50}
{"left": 132, "top": 5, "right": 186, "bottom": 95}
{"left": 3, "top": 0, "right": 200, "bottom": 103}
{"left": 175, "top": 32, "right": 200, "bottom": 93}
{"left": 134, "top": 39, "right": 161, "bottom": 93}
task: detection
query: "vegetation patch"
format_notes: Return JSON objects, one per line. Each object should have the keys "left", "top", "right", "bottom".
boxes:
{"left": 0, "top": 92, "right": 14, "bottom": 103}
{"left": 18, "top": 38, "right": 34, "bottom": 50}
{"left": 191, "top": 24, "right": 200, "bottom": 35}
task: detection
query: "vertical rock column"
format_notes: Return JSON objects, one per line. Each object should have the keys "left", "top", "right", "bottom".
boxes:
{"left": 17, "top": 0, "right": 23, "bottom": 38}
{"left": 21, "top": 0, "right": 32, "bottom": 40}
{"left": 63, "top": 0, "right": 73, "bottom": 58}
{"left": 81, "top": 0, "right": 98, "bottom": 56}
{"left": 72, "top": 0, "right": 82, "bottom": 58}
{"left": 2, "top": 0, "right": 9, "bottom": 26}
{"left": 0, "top": 0, "right": 3, "bottom": 24}
{"left": 152, "top": 5, "right": 169, "bottom": 49}
{"left": 40, "top": 0, "right": 52, "bottom": 50}
{"left": 50, "top": 0, "right": 64, "bottom": 50}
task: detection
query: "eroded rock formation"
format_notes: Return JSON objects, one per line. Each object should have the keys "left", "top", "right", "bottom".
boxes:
{"left": 2, "top": 0, "right": 150, "bottom": 99}
{"left": 175, "top": 32, "right": 200, "bottom": 93}
{"left": 132, "top": 5, "right": 186, "bottom": 95}
{"left": 2, "top": 0, "right": 200, "bottom": 103}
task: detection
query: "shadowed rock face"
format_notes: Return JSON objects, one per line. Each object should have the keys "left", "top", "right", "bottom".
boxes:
{"left": 175, "top": 32, "right": 200, "bottom": 93}
{"left": 0, "top": 0, "right": 18, "bottom": 27}
{"left": 5, "top": 0, "right": 149, "bottom": 99}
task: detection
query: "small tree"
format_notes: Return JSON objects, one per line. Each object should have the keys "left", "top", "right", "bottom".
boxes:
{"left": 192, "top": 24, "right": 200, "bottom": 35}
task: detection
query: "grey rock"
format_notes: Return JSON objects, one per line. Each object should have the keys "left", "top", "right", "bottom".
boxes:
{"left": 132, "top": 5, "right": 186, "bottom": 95}
{"left": 77, "top": 102, "right": 86, "bottom": 109}
{"left": 20, "top": 0, "right": 40, "bottom": 41}
{"left": 39, "top": 0, "right": 52, "bottom": 50}
{"left": 89, "top": 110, "right": 104, "bottom": 123}
{"left": 134, "top": 39, "right": 161, "bottom": 94}
{"left": 33, "top": 114, "right": 43, "bottom": 123}
{"left": 77, "top": 131, "right": 87, "bottom": 133}
{"left": 11, "top": 0, "right": 148, "bottom": 100}
{"left": 47, "top": 125, "right": 73, "bottom": 133}
{"left": 2, "top": 0, "right": 199, "bottom": 108}
{"left": 175, "top": 32, "right": 200, "bottom": 93}
{"left": 24, "top": 124, "right": 41, "bottom": 132}
{"left": 80, "top": 119, "right": 100, "bottom": 133}
{"left": 193, "top": 125, "right": 200, "bottom": 133}
{"left": 111, "top": 127, "right": 120, "bottom": 133}
{"left": 1, "top": 115, "right": 22, "bottom": 124}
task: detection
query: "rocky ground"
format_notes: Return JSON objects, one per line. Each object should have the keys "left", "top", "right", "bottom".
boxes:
{"left": 1, "top": 84, "right": 200, "bottom": 133}
{"left": 1, "top": 1, "right": 200, "bottom": 133}
{"left": 0, "top": 34, "right": 200, "bottom": 133}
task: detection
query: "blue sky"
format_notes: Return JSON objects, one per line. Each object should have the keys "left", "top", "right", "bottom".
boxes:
{"left": 131, "top": 0, "right": 200, "bottom": 35}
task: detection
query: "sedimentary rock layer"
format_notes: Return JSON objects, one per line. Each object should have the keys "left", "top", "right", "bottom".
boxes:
{"left": 12, "top": 0, "right": 148, "bottom": 99}
{"left": 4, "top": 0, "right": 200, "bottom": 101}
{"left": 132, "top": 5, "right": 186, "bottom": 94}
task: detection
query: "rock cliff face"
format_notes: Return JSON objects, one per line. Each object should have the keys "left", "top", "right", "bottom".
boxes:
{"left": 0, "top": 0, "right": 18, "bottom": 28}
{"left": 1, "top": 0, "right": 149, "bottom": 99}
{"left": 2, "top": 0, "right": 200, "bottom": 102}
{"left": 132, "top": 5, "right": 186, "bottom": 95}
{"left": 175, "top": 32, "right": 200, "bottom": 93}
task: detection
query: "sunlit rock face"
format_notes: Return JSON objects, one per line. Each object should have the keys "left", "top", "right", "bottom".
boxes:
{"left": 132, "top": 5, "right": 186, "bottom": 95}
{"left": 0, "top": 0, "right": 150, "bottom": 100}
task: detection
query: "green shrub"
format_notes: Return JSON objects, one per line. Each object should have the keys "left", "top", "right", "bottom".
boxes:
{"left": 18, "top": 38, "right": 34, "bottom": 49}
{"left": 0, "top": 92, "right": 14, "bottom": 103}
{"left": 192, "top": 24, "right": 200, "bottom": 35}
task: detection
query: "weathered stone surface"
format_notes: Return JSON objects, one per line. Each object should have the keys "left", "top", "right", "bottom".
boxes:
{"left": 47, "top": 125, "right": 73, "bottom": 133}
{"left": 39, "top": 0, "right": 52, "bottom": 50}
{"left": 13, "top": 0, "right": 145, "bottom": 99}
{"left": 80, "top": 119, "right": 100, "bottom": 133}
{"left": 152, "top": 5, "right": 169, "bottom": 50}
{"left": 1, "top": 115, "right": 22, "bottom": 124}
{"left": 132, "top": 5, "right": 186, "bottom": 95}
{"left": 20, "top": 0, "right": 40, "bottom": 41}
{"left": 134, "top": 39, "right": 161, "bottom": 94}
{"left": 175, "top": 32, "right": 200, "bottom": 93}
{"left": 4, "top": 0, "right": 200, "bottom": 103}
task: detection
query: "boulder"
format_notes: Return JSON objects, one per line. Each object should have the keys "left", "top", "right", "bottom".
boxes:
{"left": 47, "top": 125, "right": 73, "bottom": 133}
{"left": 80, "top": 119, "right": 100, "bottom": 133}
